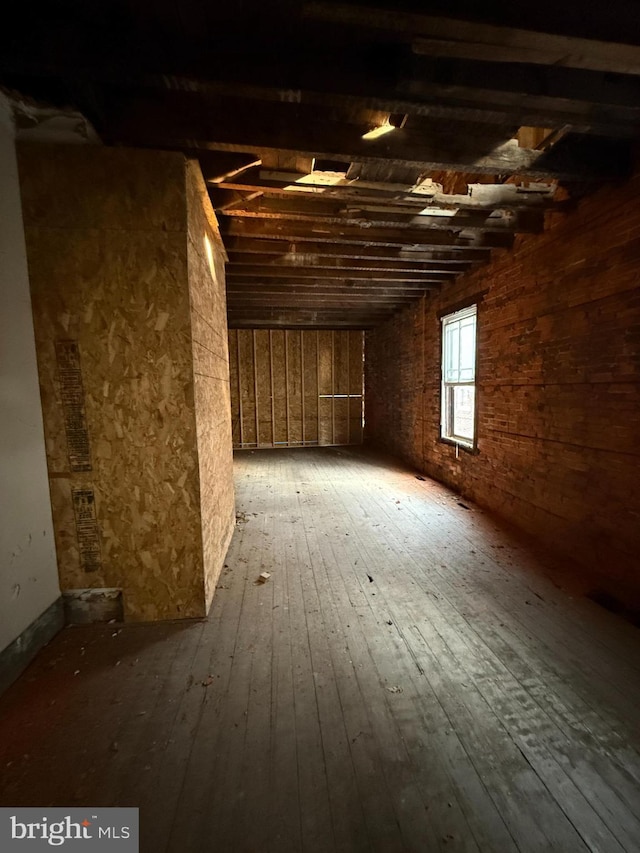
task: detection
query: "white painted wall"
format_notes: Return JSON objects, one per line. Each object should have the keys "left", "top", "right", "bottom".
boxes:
{"left": 0, "top": 93, "right": 60, "bottom": 652}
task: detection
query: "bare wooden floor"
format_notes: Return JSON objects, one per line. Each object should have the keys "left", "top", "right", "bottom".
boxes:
{"left": 1, "top": 447, "right": 640, "bottom": 852}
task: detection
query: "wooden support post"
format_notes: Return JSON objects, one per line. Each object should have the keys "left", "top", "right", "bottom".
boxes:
{"left": 237, "top": 329, "right": 244, "bottom": 447}
{"left": 360, "top": 332, "right": 365, "bottom": 444}
{"left": 269, "top": 329, "right": 276, "bottom": 446}
{"left": 284, "top": 329, "right": 290, "bottom": 446}
{"left": 316, "top": 330, "right": 321, "bottom": 445}
{"left": 300, "top": 329, "right": 306, "bottom": 446}
{"left": 346, "top": 331, "right": 350, "bottom": 446}
{"left": 252, "top": 329, "right": 259, "bottom": 447}
{"left": 331, "top": 330, "right": 336, "bottom": 446}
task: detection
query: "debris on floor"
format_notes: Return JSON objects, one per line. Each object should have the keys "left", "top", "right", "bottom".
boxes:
{"left": 256, "top": 571, "right": 271, "bottom": 584}
{"left": 367, "top": 574, "right": 374, "bottom": 583}
{"left": 386, "top": 685, "right": 403, "bottom": 694}
{"left": 201, "top": 675, "right": 214, "bottom": 687}
{"left": 415, "top": 475, "right": 425, "bottom": 481}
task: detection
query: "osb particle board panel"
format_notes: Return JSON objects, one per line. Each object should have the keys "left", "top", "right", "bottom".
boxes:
{"left": 229, "top": 329, "right": 364, "bottom": 449}
{"left": 185, "top": 160, "right": 235, "bottom": 611}
{"left": 19, "top": 144, "right": 208, "bottom": 621}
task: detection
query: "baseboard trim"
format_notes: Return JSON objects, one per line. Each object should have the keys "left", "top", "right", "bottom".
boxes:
{"left": 0, "top": 597, "right": 64, "bottom": 695}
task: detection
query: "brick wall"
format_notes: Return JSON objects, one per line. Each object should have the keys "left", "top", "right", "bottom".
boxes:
{"left": 365, "top": 174, "right": 640, "bottom": 603}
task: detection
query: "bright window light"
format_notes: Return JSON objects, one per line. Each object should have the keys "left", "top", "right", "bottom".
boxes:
{"left": 441, "top": 304, "right": 477, "bottom": 447}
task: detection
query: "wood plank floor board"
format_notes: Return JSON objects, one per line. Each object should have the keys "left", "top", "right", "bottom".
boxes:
{"left": 292, "top": 499, "right": 374, "bottom": 853}
{"left": 322, "top": 471, "right": 568, "bottom": 852}
{"left": 223, "top": 535, "right": 278, "bottom": 852}
{"left": 165, "top": 490, "right": 260, "bottom": 851}
{"left": 313, "top": 520, "right": 529, "bottom": 853}
{"left": 267, "top": 494, "right": 304, "bottom": 853}
{"left": 345, "top": 469, "right": 640, "bottom": 738}
{"left": 304, "top": 494, "right": 484, "bottom": 852}
{"left": 301, "top": 485, "right": 518, "bottom": 853}
{"left": 310, "top": 522, "right": 445, "bottom": 852}
{"left": 2, "top": 447, "right": 639, "bottom": 853}
{"left": 397, "top": 476, "right": 640, "bottom": 680}
{"left": 69, "top": 624, "right": 196, "bottom": 809}
{"left": 406, "top": 604, "right": 632, "bottom": 853}
{"left": 318, "top": 456, "right": 632, "bottom": 849}
{"left": 302, "top": 506, "right": 408, "bottom": 852}
{"left": 364, "top": 454, "right": 638, "bottom": 661}
{"left": 330, "top": 465, "right": 640, "bottom": 850}
{"left": 132, "top": 622, "right": 209, "bottom": 851}
{"left": 466, "top": 617, "right": 640, "bottom": 794}
{"left": 283, "top": 510, "right": 337, "bottom": 852}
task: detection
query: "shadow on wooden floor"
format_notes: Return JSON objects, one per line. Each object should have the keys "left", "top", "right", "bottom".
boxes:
{"left": 1, "top": 447, "right": 639, "bottom": 853}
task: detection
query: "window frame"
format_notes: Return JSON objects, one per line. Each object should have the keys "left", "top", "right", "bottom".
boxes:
{"left": 440, "top": 303, "right": 478, "bottom": 451}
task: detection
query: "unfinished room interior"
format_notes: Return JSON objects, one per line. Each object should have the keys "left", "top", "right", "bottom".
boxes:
{"left": 1, "top": 1, "right": 640, "bottom": 850}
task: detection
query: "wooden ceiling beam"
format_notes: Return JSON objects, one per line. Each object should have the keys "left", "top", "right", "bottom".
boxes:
{"left": 214, "top": 178, "right": 560, "bottom": 212}
{"left": 110, "top": 93, "right": 629, "bottom": 181}
{"left": 227, "top": 310, "right": 388, "bottom": 329}
{"left": 226, "top": 273, "right": 445, "bottom": 285}
{"left": 220, "top": 204, "right": 544, "bottom": 234}
{"left": 227, "top": 307, "right": 393, "bottom": 317}
{"left": 227, "top": 253, "right": 473, "bottom": 273}
{"left": 222, "top": 236, "right": 489, "bottom": 262}
{"left": 227, "top": 267, "right": 452, "bottom": 282}
{"left": 163, "top": 77, "right": 638, "bottom": 139}
{"left": 227, "top": 281, "right": 433, "bottom": 293}
{"left": 228, "top": 319, "right": 382, "bottom": 330}
{"left": 229, "top": 299, "right": 413, "bottom": 310}
{"left": 227, "top": 294, "right": 427, "bottom": 304}
{"left": 220, "top": 219, "right": 514, "bottom": 249}
{"left": 304, "top": 2, "right": 640, "bottom": 77}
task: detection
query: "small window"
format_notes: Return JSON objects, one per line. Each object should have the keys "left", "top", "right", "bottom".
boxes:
{"left": 441, "top": 304, "right": 477, "bottom": 447}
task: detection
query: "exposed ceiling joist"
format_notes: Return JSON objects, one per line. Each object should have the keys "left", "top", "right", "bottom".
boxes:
{"left": 3, "top": 1, "right": 638, "bottom": 328}
{"left": 304, "top": 2, "right": 640, "bottom": 77}
{"left": 163, "top": 77, "right": 639, "bottom": 139}
{"left": 219, "top": 202, "right": 543, "bottom": 234}
{"left": 227, "top": 284, "right": 432, "bottom": 296}
{"left": 227, "top": 312, "right": 386, "bottom": 329}
{"left": 215, "top": 176, "right": 561, "bottom": 212}
{"left": 225, "top": 273, "right": 447, "bottom": 286}
{"left": 221, "top": 219, "right": 515, "bottom": 250}
{"left": 111, "top": 95, "right": 629, "bottom": 182}
{"left": 226, "top": 253, "right": 474, "bottom": 273}
{"left": 222, "top": 237, "right": 490, "bottom": 263}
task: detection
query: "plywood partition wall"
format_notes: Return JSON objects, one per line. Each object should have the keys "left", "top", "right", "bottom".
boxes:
{"left": 19, "top": 144, "right": 235, "bottom": 622}
{"left": 229, "top": 330, "right": 364, "bottom": 448}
